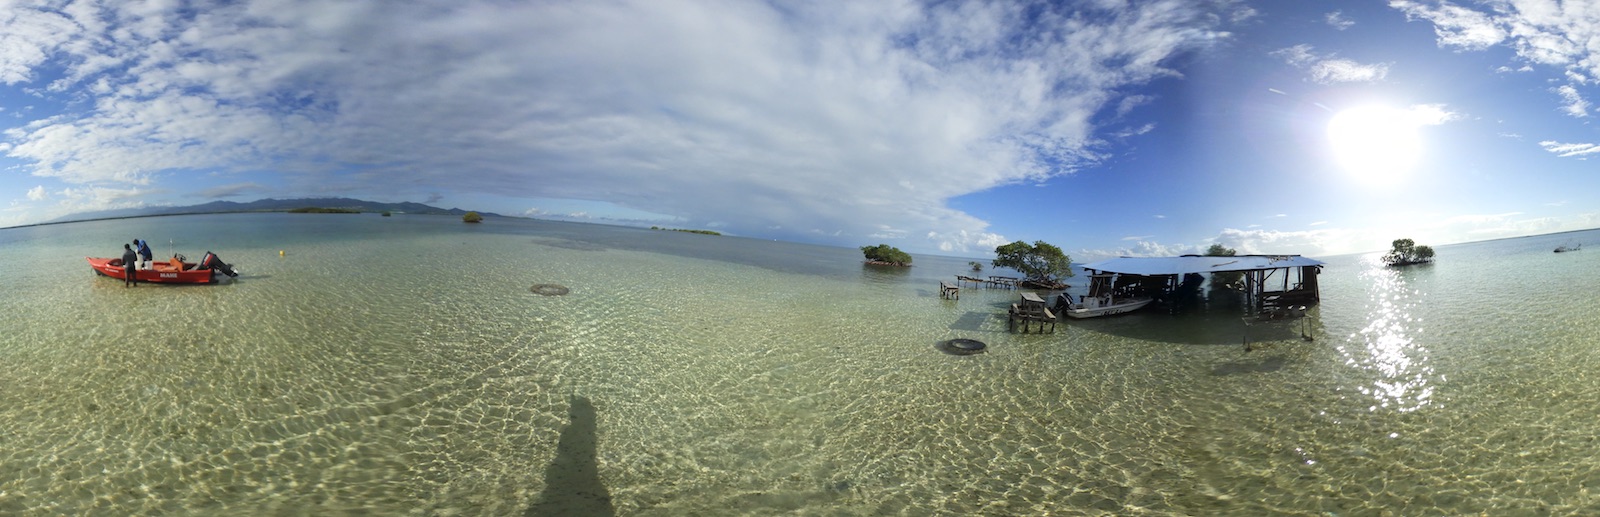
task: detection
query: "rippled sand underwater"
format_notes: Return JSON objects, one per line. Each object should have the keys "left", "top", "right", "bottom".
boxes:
{"left": 2, "top": 215, "right": 1599, "bottom": 515}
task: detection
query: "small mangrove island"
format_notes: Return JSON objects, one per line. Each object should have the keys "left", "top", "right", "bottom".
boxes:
{"left": 463, "top": 211, "right": 483, "bottom": 223}
{"left": 1383, "top": 238, "right": 1435, "bottom": 266}
{"left": 861, "top": 244, "right": 912, "bottom": 267}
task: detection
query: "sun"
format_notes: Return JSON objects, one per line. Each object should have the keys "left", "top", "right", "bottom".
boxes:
{"left": 1326, "top": 105, "right": 1422, "bottom": 184}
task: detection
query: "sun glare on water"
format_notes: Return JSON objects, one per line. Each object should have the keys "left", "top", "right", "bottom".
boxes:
{"left": 1327, "top": 105, "right": 1422, "bottom": 185}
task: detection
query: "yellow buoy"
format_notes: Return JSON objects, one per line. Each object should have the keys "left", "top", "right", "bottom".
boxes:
{"left": 279, "top": 250, "right": 285, "bottom": 256}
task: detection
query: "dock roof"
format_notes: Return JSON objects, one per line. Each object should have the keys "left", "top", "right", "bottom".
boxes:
{"left": 1080, "top": 255, "right": 1324, "bottom": 276}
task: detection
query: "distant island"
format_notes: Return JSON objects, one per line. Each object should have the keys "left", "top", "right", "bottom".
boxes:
{"left": 14, "top": 197, "right": 503, "bottom": 228}
{"left": 287, "top": 207, "right": 361, "bottom": 214}
{"left": 650, "top": 226, "right": 721, "bottom": 236}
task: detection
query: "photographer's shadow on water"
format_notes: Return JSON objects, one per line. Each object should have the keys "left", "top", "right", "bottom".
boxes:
{"left": 526, "top": 394, "right": 614, "bottom": 517}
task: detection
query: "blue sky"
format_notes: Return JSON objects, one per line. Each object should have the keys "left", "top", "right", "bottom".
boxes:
{"left": 3, "top": 1, "right": 1598, "bottom": 260}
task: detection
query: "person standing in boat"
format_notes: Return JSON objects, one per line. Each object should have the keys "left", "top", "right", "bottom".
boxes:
{"left": 133, "top": 237, "right": 153, "bottom": 268}
{"left": 121, "top": 243, "right": 139, "bottom": 287}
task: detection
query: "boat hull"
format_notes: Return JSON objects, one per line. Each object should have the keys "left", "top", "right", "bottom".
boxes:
{"left": 87, "top": 257, "right": 220, "bottom": 284}
{"left": 1061, "top": 297, "right": 1154, "bottom": 319}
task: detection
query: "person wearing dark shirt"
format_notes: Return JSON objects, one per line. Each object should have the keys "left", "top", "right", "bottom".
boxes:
{"left": 121, "top": 243, "right": 139, "bottom": 287}
{"left": 134, "top": 238, "right": 153, "bottom": 268}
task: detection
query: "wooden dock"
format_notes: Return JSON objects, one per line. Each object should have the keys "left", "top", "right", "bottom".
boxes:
{"left": 939, "top": 280, "right": 960, "bottom": 300}
{"left": 1008, "top": 292, "right": 1057, "bottom": 333}
{"left": 953, "top": 275, "right": 1020, "bottom": 289}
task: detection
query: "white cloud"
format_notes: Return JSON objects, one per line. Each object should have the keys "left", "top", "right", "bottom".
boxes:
{"left": 1086, "top": 208, "right": 1600, "bottom": 261}
{"left": 1217, "top": 211, "right": 1597, "bottom": 257}
{"left": 1391, "top": 0, "right": 1507, "bottom": 50}
{"left": 1539, "top": 140, "right": 1600, "bottom": 158}
{"left": 0, "top": 5, "right": 80, "bottom": 85}
{"left": 1426, "top": 211, "right": 1575, "bottom": 241}
{"left": 197, "top": 183, "right": 268, "bottom": 199}
{"left": 1211, "top": 227, "right": 1364, "bottom": 257}
{"left": 1392, "top": 0, "right": 1600, "bottom": 117}
{"left": 1326, "top": 11, "right": 1355, "bottom": 31}
{"left": 1554, "top": 84, "right": 1591, "bottom": 117}
{"left": 1115, "top": 95, "right": 1153, "bottom": 117}
{"left": 928, "top": 229, "right": 1008, "bottom": 254}
{"left": 1312, "top": 58, "right": 1390, "bottom": 83}
{"left": 1079, "top": 239, "right": 1200, "bottom": 261}
{"left": 54, "top": 185, "right": 151, "bottom": 213}
{"left": 1111, "top": 123, "right": 1157, "bottom": 138}
{"left": 26, "top": 185, "right": 46, "bottom": 201}
{"left": 1271, "top": 44, "right": 1390, "bottom": 83}
{"left": 1405, "top": 103, "right": 1463, "bottom": 125}
{"left": 0, "top": 0, "right": 1250, "bottom": 253}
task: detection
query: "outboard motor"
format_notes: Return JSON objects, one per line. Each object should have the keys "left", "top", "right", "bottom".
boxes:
{"left": 199, "top": 251, "right": 239, "bottom": 278}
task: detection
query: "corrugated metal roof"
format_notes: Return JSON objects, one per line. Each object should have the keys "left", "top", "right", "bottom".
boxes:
{"left": 1080, "top": 255, "right": 1324, "bottom": 276}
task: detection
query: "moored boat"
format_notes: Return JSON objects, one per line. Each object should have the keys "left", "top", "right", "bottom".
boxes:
{"left": 87, "top": 252, "right": 239, "bottom": 284}
{"left": 1057, "top": 293, "right": 1154, "bottom": 319}
{"left": 1054, "top": 273, "right": 1154, "bottom": 319}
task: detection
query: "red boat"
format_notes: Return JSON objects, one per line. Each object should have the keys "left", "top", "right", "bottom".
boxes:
{"left": 87, "top": 252, "right": 239, "bottom": 284}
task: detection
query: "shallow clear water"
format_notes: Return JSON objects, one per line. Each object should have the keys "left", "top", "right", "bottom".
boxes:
{"left": 2, "top": 214, "right": 1598, "bottom": 515}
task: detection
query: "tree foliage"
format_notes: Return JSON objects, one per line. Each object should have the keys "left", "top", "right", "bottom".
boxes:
{"left": 991, "top": 240, "right": 1073, "bottom": 282}
{"left": 1205, "top": 243, "right": 1243, "bottom": 287}
{"left": 463, "top": 211, "right": 484, "bottom": 223}
{"left": 1383, "top": 238, "right": 1435, "bottom": 266}
{"left": 861, "top": 244, "right": 912, "bottom": 266}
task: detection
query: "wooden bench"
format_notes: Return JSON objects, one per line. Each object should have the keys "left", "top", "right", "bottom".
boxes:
{"left": 939, "top": 281, "right": 960, "bottom": 300}
{"left": 1008, "top": 292, "right": 1057, "bottom": 333}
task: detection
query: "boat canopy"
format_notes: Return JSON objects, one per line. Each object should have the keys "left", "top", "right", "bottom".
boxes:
{"left": 1080, "top": 255, "right": 1324, "bottom": 276}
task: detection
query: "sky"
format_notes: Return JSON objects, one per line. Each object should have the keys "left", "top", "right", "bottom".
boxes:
{"left": 3, "top": 0, "right": 1600, "bottom": 260}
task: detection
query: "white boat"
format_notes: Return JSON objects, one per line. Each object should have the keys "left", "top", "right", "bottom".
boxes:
{"left": 1057, "top": 293, "right": 1154, "bottom": 319}
{"left": 1055, "top": 273, "right": 1154, "bottom": 319}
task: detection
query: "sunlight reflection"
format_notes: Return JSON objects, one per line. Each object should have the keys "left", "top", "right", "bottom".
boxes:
{"left": 1336, "top": 254, "right": 1435, "bottom": 413}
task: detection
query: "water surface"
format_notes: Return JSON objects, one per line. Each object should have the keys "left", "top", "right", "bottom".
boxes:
{"left": 2, "top": 214, "right": 1598, "bottom": 515}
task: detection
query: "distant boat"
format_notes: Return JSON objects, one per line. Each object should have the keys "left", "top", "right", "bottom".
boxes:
{"left": 1555, "top": 241, "right": 1581, "bottom": 253}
